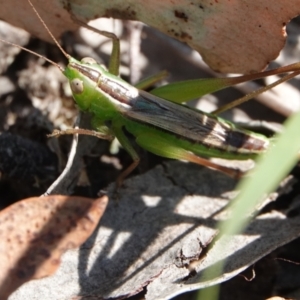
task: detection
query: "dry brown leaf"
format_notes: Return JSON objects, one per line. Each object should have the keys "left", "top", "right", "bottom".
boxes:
{"left": 0, "top": 0, "right": 300, "bottom": 73}
{"left": 7, "top": 162, "right": 300, "bottom": 300}
{"left": 0, "top": 195, "right": 108, "bottom": 299}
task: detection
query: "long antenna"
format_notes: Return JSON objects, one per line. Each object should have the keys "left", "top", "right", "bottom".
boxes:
{"left": 0, "top": 38, "right": 64, "bottom": 72}
{"left": 27, "top": 0, "right": 70, "bottom": 59}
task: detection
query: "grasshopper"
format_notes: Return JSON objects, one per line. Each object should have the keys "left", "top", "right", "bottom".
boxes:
{"left": 1, "top": 0, "right": 299, "bottom": 189}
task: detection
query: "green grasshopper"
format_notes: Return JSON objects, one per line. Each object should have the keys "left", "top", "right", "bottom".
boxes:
{"left": 2, "top": 0, "right": 299, "bottom": 188}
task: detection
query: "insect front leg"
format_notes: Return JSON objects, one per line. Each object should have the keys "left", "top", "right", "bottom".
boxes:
{"left": 48, "top": 114, "right": 114, "bottom": 140}
{"left": 48, "top": 128, "right": 114, "bottom": 141}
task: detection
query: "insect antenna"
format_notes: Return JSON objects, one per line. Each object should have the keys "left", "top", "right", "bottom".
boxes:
{"left": 0, "top": 38, "right": 64, "bottom": 72}
{"left": 27, "top": 0, "right": 70, "bottom": 60}
{"left": 0, "top": 0, "right": 70, "bottom": 72}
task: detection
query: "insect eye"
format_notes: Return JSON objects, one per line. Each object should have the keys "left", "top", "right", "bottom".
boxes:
{"left": 70, "top": 79, "right": 84, "bottom": 94}
{"left": 81, "top": 57, "right": 97, "bottom": 64}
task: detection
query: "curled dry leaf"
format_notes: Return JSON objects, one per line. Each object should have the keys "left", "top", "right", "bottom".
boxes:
{"left": 0, "top": 0, "right": 300, "bottom": 73}
{"left": 0, "top": 195, "right": 108, "bottom": 300}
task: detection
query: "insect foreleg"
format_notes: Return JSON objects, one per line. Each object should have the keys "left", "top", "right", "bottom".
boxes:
{"left": 48, "top": 129, "right": 114, "bottom": 141}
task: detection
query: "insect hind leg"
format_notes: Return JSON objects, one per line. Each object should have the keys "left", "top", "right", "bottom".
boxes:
{"left": 135, "top": 133, "right": 243, "bottom": 179}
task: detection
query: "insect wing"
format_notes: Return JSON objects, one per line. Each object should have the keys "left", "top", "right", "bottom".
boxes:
{"left": 124, "top": 90, "right": 268, "bottom": 153}
{"left": 125, "top": 91, "right": 233, "bottom": 147}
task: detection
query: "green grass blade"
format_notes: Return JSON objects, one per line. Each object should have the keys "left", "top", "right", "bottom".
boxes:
{"left": 150, "top": 78, "right": 233, "bottom": 103}
{"left": 197, "top": 109, "right": 300, "bottom": 300}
